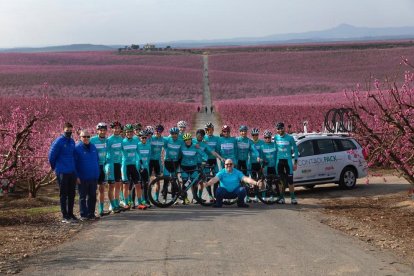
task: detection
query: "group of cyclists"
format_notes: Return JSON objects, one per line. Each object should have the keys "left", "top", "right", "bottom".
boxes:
{"left": 86, "top": 119, "right": 299, "bottom": 217}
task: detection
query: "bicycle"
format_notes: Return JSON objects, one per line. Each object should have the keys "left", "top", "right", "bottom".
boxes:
{"left": 147, "top": 162, "right": 217, "bottom": 208}
{"left": 250, "top": 161, "right": 282, "bottom": 205}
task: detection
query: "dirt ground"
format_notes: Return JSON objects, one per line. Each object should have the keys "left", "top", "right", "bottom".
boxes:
{"left": 0, "top": 171, "right": 413, "bottom": 273}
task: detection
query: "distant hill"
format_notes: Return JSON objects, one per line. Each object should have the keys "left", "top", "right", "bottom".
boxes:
{"left": 0, "top": 44, "right": 117, "bottom": 53}
{"left": 158, "top": 24, "right": 414, "bottom": 48}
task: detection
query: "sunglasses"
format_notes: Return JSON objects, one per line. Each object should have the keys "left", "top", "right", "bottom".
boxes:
{"left": 81, "top": 136, "right": 90, "bottom": 138}
{"left": 252, "top": 134, "right": 258, "bottom": 136}
{"left": 264, "top": 137, "right": 271, "bottom": 139}
{"left": 141, "top": 137, "right": 147, "bottom": 139}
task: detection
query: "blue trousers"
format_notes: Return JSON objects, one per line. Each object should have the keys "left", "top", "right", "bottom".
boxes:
{"left": 78, "top": 180, "right": 98, "bottom": 217}
{"left": 56, "top": 173, "right": 77, "bottom": 219}
{"left": 215, "top": 186, "right": 246, "bottom": 207}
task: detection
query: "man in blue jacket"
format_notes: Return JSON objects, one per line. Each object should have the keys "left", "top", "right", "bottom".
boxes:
{"left": 48, "top": 122, "right": 77, "bottom": 223}
{"left": 75, "top": 130, "right": 100, "bottom": 220}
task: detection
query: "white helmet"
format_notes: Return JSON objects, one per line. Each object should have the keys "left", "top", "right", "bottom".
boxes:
{"left": 96, "top": 122, "right": 108, "bottom": 130}
{"left": 145, "top": 125, "right": 154, "bottom": 135}
{"left": 177, "top": 120, "right": 187, "bottom": 128}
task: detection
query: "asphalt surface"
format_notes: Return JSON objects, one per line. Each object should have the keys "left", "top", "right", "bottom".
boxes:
{"left": 20, "top": 200, "right": 414, "bottom": 276}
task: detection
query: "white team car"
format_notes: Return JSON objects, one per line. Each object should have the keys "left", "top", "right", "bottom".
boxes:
{"left": 292, "top": 134, "right": 368, "bottom": 189}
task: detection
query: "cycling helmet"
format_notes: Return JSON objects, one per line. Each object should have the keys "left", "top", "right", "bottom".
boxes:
{"left": 222, "top": 125, "right": 231, "bottom": 132}
{"left": 182, "top": 133, "right": 192, "bottom": 141}
{"left": 205, "top": 122, "right": 214, "bottom": 129}
{"left": 239, "top": 125, "right": 248, "bottom": 132}
{"left": 170, "top": 127, "right": 179, "bottom": 134}
{"left": 110, "top": 121, "right": 122, "bottom": 129}
{"left": 275, "top": 122, "right": 285, "bottom": 130}
{"left": 263, "top": 130, "right": 272, "bottom": 138}
{"left": 96, "top": 122, "right": 108, "bottom": 130}
{"left": 139, "top": 130, "right": 147, "bottom": 137}
{"left": 145, "top": 125, "right": 154, "bottom": 135}
{"left": 196, "top": 129, "right": 205, "bottom": 137}
{"left": 124, "top": 124, "right": 134, "bottom": 132}
{"left": 251, "top": 128, "right": 260, "bottom": 135}
{"left": 177, "top": 120, "right": 187, "bottom": 128}
{"left": 155, "top": 124, "right": 164, "bottom": 132}
{"left": 133, "top": 123, "right": 142, "bottom": 130}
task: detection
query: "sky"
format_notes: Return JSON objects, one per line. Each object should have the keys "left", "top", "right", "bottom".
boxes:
{"left": 1, "top": 0, "right": 414, "bottom": 48}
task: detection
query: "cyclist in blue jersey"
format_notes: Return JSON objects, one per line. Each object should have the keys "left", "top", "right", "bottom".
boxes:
{"left": 248, "top": 127, "right": 264, "bottom": 202}
{"left": 258, "top": 130, "right": 278, "bottom": 176}
{"left": 204, "top": 123, "right": 221, "bottom": 197}
{"left": 105, "top": 121, "right": 124, "bottom": 213}
{"left": 217, "top": 125, "right": 238, "bottom": 167}
{"left": 205, "top": 159, "right": 260, "bottom": 208}
{"left": 180, "top": 133, "right": 208, "bottom": 204}
{"left": 194, "top": 128, "right": 224, "bottom": 201}
{"left": 90, "top": 122, "right": 109, "bottom": 216}
{"left": 250, "top": 128, "right": 264, "bottom": 177}
{"left": 122, "top": 124, "right": 147, "bottom": 210}
{"left": 203, "top": 122, "right": 221, "bottom": 172}
{"left": 163, "top": 127, "right": 182, "bottom": 176}
{"left": 137, "top": 130, "right": 152, "bottom": 208}
{"left": 274, "top": 122, "right": 299, "bottom": 205}
{"left": 236, "top": 125, "right": 259, "bottom": 176}
{"left": 149, "top": 124, "right": 165, "bottom": 202}
{"left": 177, "top": 120, "right": 187, "bottom": 140}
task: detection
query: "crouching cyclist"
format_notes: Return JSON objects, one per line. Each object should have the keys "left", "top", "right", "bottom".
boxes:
{"left": 205, "top": 159, "right": 261, "bottom": 208}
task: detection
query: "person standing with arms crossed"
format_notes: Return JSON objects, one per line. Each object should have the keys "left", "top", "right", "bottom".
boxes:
{"left": 48, "top": 122, "right": 78, "bottom": 223}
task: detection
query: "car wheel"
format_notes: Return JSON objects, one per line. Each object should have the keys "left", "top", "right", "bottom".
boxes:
{"left": 339, "top": 167, "right": 356, "bottom": 189}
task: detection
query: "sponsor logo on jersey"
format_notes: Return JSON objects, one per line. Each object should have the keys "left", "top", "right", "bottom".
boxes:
{"left": 123, "top": 145, "right": 137, "bottom": 150}
{"left": 221, "top": 143, "right": 234, "bottom": 150}
{"left": 94, "top": 143, "right": 106, "bottom": 149}
{"left": 182, "top": 150, "right": 197, "bottom": 156}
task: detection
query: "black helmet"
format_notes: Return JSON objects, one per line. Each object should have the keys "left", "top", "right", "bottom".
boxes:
{"left": 155, "top": 124, "right": 164, "bottom": 132}
{"left": 275, "top": 122, "right": 285, "bottom": 130}
{"left": 110, "top": 121, "right": 122, "bottom": 129}
{"left": 196, "top": 129, "right": 205, "bottom": 137}
{"left": 205, "top": 122, "right": 214, "bottom": 129}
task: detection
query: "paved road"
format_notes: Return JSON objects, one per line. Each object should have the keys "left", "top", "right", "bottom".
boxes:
{"left": 192, "top": 55, "right": 221, "bottom": 135}
{"left": 20, "top": 203, "right": 413, "bottom": 275}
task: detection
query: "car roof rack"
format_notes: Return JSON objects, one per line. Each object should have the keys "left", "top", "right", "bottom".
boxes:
{"left": 291, "top": 132, "right": 350, "bottom": 140}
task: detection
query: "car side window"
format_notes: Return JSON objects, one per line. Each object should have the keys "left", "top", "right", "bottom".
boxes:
{"left": 316, "top": 139, "right": 335, "bottom": 154}
{"left": 298, "top": 140, "right": 314, "bottom": 157}
{"left": 341, "top": 139, "right": 357, "bottom": 151}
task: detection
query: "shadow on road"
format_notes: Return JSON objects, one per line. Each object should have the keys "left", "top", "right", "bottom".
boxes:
{"left": 296, "top": 183, "right": 410, "bottom": 200}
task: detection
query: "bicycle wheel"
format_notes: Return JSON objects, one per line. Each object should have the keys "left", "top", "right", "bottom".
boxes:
{"left": 257, "top": 176, "right": 281, "bottom": 205}
{"left": 148, "top": 176, "right": 179, "bottom": 208}
{"left": 193, "top": 179, "right": 216, "bottom": 206}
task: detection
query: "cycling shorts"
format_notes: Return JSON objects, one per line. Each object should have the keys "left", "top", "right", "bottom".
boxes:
{"left": 149, "top": 159, "right": 161, "bottom": 176}
{"left": 98, "top": 165, "right": 105, "bottom": 185}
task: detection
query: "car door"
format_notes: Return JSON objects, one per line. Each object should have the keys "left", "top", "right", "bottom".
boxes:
{"left": 314, "top": 138, "right": 340, "bottom": 181}
{"left": 295, "top": 139, "right": 319, "bottom": 183}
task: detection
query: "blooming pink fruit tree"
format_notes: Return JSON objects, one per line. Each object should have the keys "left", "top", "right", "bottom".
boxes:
{"left": 347, "top": 59, "right": 414, "bottom": 185}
